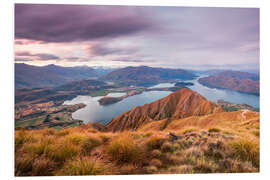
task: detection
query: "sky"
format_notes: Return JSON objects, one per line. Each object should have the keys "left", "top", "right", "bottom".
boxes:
{"left": 14, "top": 4, "right": 259, "bottom": 70}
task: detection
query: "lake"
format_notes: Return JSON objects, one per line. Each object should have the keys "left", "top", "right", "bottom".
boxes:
{"left": 63, "top": 90, "right": 172, "bottom": 124}
{"left": 184, "top": 76, "right": 259, "bottom": 108}
{"left": 63, "top": 75, "right": 259, "bottom": 124}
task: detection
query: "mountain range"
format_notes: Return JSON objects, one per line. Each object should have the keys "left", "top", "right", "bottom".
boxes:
{"left": 15, "top": 64, "right": 196, "bottom": 89}
{"left": 15, "top": 63, "right": 101, "bottom": 89}
{"left": 100, "top": 66, "right": 196, "bottom": 86}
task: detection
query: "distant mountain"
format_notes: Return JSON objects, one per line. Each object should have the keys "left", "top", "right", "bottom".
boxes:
{"left": 15, "top": 63, "right": 99, "bottom": 89}
{"left": 92, "top": 66, "right": 118, "bottom": 76}
{"left": 107, "top": 88, "right": 223, "bottom": 132}
{"left": 198, "top": 71, "right": 259, "bottom": 95}
{"left": 100, "top": 66, "right": 196, "bottom": 86}
{"left": 204, "top": 69, "right": 260, "bottom": 76}
{"left": 42, "top": 64, "right": 99, "bottom": 80}
{"left": 54, "top": 79, "right": 109, "bottom": 92}
{"left": 212, "top": 70, "right": 259, "bottom": 81}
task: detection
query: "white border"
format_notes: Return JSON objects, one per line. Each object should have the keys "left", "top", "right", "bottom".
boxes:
{"left": 1, "top": 0, "right": 270, "bottom": 180}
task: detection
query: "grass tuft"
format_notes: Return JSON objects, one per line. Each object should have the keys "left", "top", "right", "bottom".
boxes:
{"left": 58, "top": 157, "right": 105, "bottom": 175}
{"left": 15, "top": 155, "right": 34, "bottom": 176}
{"left": 161, "top": 142, "right": 174, "bottom": 153}
{"left": 48, "top": 141, "right": 79, "bottom": 163}
{"left": 150, "top": 158, "right": 162, "bottom": 168}
{"left": 107, "top": 135, "right": 144, "bottom": 164}
{"left": 229, "top": 139, "right": 259, "bottom": 168}
{"left": 146, "top": 135, "right": 165, "bottom": 150}
{"left": 253, "top": 130, "right": 260, "bottom": 137}
{"left": 81, "top": 136, "right": 102, "bottom": 155}
{"left": 208, "top": 128, "right": 221, "bottom": 133}
{"left": 182, "top": 128, "right": 194, "bottom": 134}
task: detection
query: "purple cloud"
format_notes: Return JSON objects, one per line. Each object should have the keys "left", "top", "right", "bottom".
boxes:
{"left": 89, "top": 44, "right": 139, "bottom": 56}
{"left": 15, "top": 51, "right": 32, "bottom": 56}
{"left": 65, "top": 57, "right": 80, "bottom": 61}
{"left": 35, "top": 53, "right": 60, "bottom": 60}
{"left": 15, "top": 51, "right": 59, "bottom": 60}
{"left": 111, "top": 56, "right": 156, "bottom": 63}
{"left": 15, "top": 58, "right": 31, "bottom": 61}
{"left": 15, "top": 4, "right": 155, "bottom": 43}
{"left": 14, "top": 5, "right": 259, "bottom": 70}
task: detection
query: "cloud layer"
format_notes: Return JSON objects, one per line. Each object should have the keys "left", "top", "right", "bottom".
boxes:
{"left": 14, "top": 4, "right": 259, "bottom": 70}
{"left": 15, "top": 51, "right": 60, "bottom": 60}
{"left": 15, "top": 4, "right": 155, "bottom": 43}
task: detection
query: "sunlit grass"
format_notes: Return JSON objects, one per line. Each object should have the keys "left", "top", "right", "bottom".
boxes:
{"left": 107, "top": 134, "right": 144, "bottom": 164}
{"left": 15, "top": 114, "right": 260, "bottom": 176}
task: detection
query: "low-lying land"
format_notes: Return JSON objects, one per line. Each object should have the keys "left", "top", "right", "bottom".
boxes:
{"left": 15, "top": 102, "right": 85, "bottom": 129}
{"left": 217, "top": 99, "right": 259, "bottom": 112}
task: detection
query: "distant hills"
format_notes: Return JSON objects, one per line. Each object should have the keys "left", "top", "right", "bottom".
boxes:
{"left": 107, "top": 88, "right": 223, "bottom": 132}
{"left": 210, "top": 70, "right": 259, "bottom": 81}
{"left": 100, "top": 66, "right": 196, "bottom": 86}
{"left": 15, "top": 63, "right": 109, "bottom": 89}
{"left": 15, "top": 64, "right": 196, "bottom": 89}
{"left": 198, "top": 71, "right": 259, "bottom": 95}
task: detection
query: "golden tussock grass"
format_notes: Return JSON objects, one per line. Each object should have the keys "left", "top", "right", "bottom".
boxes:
{"left": 57, "top": 157, "right": 105, "bottom": 175}
{"left": 229, "top": 139, "right": 259, "bottom": 168}
{"left": 107, "top": 134, "right": 144, "bottom": 164}
{"left": 15, "top": 110, "right": 260, "bottom": 176}
{"left": 146, "top": 135, "right": 166, "bottom": 150}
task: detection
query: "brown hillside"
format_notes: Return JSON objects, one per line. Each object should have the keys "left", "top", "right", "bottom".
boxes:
{"left": 107, "top": 88, "right": 223, "bottom": 132}
{"left": 139, "top": 110, "right": 259, "bottom": 135}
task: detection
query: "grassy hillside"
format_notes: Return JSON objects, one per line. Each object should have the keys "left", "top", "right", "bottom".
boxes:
{"left": 15, "top": 110, "right": 259, "bottom": 176}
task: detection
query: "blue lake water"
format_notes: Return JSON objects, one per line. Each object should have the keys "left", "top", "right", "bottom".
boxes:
{"left": 149, "top": 83, "right": 175, "bottom": 89}
{"left": 64, "top": 75, "right": 259, "bottom": 124}
{"left": 106, "top": 92, "right": 126, "bottom": 97}
{"left": 185, "top": 76, "right": 259, "bottom": 108}
{"left": 63, "top": 91, "right": 172, "bottom": 124}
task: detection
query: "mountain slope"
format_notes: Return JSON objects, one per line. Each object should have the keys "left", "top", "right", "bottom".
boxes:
{"left": 107, "top": 88, "right": 223, "bottom": 132}
{"left": 198, "top": 71, "right": 259, "bottom": 95}
{"left": 139, "top": 109, "right": 259, "bottom": 132}
{"left": 100, "top": 66, "right": 196, "bottom": 86}
{"left": 214, "top": 71, "right": 259, "bottom": 81}
{"left": 15, "top": 63, "right": 98, "bottom": 89}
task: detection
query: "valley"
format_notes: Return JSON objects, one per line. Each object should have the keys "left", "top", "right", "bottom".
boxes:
{"left": 15, "top": 66, "right": 260, "bottom": 129}
{"left": 15, "top": 65, "right": 198, "bottom": 129}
